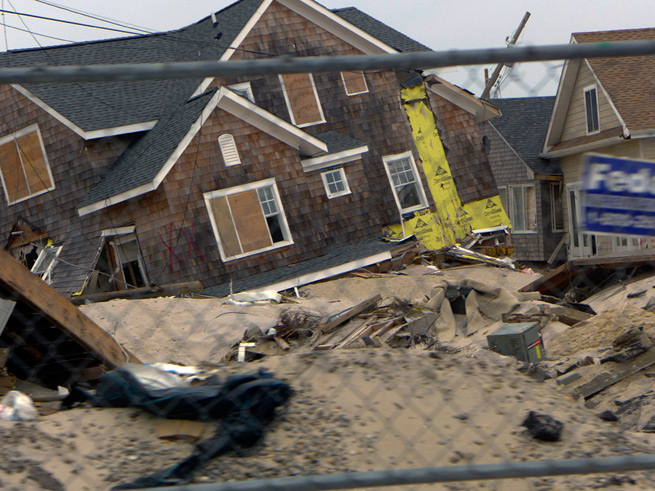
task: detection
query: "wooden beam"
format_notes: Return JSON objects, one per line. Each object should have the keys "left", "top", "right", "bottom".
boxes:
{"left": 0, "top": 248, "right": 139, "bottom": 368}
{"left": 70, "top": 281, "right": 203, "bottom": 305}
{"left": 309, "top": 294, "right": 382, "bottom": 347}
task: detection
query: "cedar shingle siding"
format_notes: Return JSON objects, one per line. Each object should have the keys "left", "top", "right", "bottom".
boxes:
{"left": 0, "top": 0, "right": 430, "bottom": 295}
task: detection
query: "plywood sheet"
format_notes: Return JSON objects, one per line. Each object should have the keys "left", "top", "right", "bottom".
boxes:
{"left": 209, "top": 196, "right": 242, "bottom": 258}
{"left": 17, "top": 131, "right": 51, "bottom": 195}
{"left": 0, "top": 139, "right": 27, "bottom": 203}
{"left": 281, "top": 73, "right": 323, "bottom": 126}
{"left": 342, "top": 71, "right": 368, "bottom": 95}
{"left": 228, "top": 190, "right": 272, "bottom": 253}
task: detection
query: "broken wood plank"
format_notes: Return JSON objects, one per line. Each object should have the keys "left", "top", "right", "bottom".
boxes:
{"left": 335, "top": 315, "right": 381, "bottom": 349}
{"left": 379, "top": 323, "right": 409, "bottom": 344}
{"left": 274, "top": 336, "right": 290, "bottom": 351}
{"left": 573, "top": 349, "right": 655, "bottom": 400}
{"left": 545, "top": 305, "right": 594, "bottom": 326}
{"left": 309, "top": 294, "right": 382, "bottom": 347}
{"left": 0, "top": 248, "right": 139, "bottom": 368}
{"left": 70, "top": 281, "right": 203, "bottom": 305}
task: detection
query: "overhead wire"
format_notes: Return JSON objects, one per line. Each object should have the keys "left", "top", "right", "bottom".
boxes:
{"left": 0, "top": 8, "right": 146, "bottom": 36}
{"left": 33, "top": 0, "right": 155, "bottom": 35}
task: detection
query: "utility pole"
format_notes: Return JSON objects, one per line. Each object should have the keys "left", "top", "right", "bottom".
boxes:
{"left": 481, "top": 11, "right": 531, "bottom": 99}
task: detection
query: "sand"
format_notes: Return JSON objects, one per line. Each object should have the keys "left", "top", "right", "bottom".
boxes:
{"left": 5, "top": 264, "right": 655, "bottom": 490}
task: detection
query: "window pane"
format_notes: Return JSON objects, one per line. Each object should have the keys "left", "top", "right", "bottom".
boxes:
{"left": 512, "top": 187, "right": 526, "bottom": 231}
{"left": 387, "top": 157, "right": 423, "bottom": 210}
{"left": 570, "top": 190, "right": 580, "bottom": 248}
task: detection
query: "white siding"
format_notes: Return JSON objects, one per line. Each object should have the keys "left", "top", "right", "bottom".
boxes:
{"left": 560, "top": 63, "right": 622, "bottom": 141}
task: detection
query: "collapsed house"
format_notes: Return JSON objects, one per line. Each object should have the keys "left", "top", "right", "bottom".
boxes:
{"left": 0, "top": 0, "right": 508, "bottom": 298}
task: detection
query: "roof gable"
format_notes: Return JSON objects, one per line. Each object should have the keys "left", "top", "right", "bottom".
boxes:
{"left": 77, "top": 87, "right": 327, "bottom": 216}
{"left": 546, "top": 27, "right": 655, "bottom": 153}
{"left": 0, "top": 0, "right": 266, "bottom": 135}
{"left": 489, "top": 97, "right": 561, "bottom": 175}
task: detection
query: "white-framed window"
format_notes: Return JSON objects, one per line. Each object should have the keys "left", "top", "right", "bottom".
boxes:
{"left": 0, "top": 124, "right": 54, "bottom": 205}
{"left": 31, "top": 243, "right": 62, "bottom": 285}
{"left": 499, "top": 184, "right": 537, "bottom": 233}
{"left": 584, "top": 85, "right": 600, "bottom": 134}
{"left": 550, "top": 181, "right": 564, "bottom": 232}
{"left": 227, "top": 82, "right": 255, "bottom": 103}
{"left": 382, "top": 152, "right": 428, "bottom": 214}
{"left": 341, "top": 71, "right": 368, "bottom": 96}
{"left": 321, "top": 168, "right": 351, "bottom": 198}
{"left": 279, "top": 73, "right": 325, "bottom": 127}
{"left": 204, "top": 178, "right": 293, "bottom": 261}
{"left": 218, "top": 134, "right": 241, "bottom": 167}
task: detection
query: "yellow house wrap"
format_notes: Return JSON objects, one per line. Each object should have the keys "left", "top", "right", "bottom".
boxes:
{"left": 383, "top": 84, "right": 509, "bottom": 249}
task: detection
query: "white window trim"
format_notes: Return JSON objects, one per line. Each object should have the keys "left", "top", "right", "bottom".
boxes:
{"left": 227, "top": 82, "right": 255, "bottom": 103}
{"left": 340, "top": 71, "right": 369, "bottom": 96}
{"left": 218, "top": 134, "right": 241, "bottom": 167}
{"left": 321, "top": 168, "right": 351, "bottom": 198}
{"left": 204, "top": 178, "right": 294, "bottom": 262}
{"left": 500, "top": 184, "right": 538, "bottom": 234}
{"left": 550, "top": 182, "right": 564, "bottom": 233}
{"left": 381, "top": 151, "right": 428, "bottom": 214}
{"left": 278, "top": 73, "right": 326, "bottom": 128}
{"left": 31, "top": 244, "right": 62, "bottom": 285}
{"left": 584, "top": 84, "right": 600, "bottom": 136}
{"left": 0, "top": 123, "right": 55, "bottom": 206}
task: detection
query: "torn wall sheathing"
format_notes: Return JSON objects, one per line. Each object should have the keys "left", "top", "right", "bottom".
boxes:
{"left": 383, "top": 83, "right": 509, "bottom": 249}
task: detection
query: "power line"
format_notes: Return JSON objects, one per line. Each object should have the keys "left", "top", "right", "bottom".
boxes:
{"left": 0, "top": 8, "right": 145, "bottom": 35}
{"left": 0, "top": 19, "right": 72, "bottom": 42}
{"left": 0, "top": 39, "right": 653, "bottom": 84}
{"left": 33, "top": 0, "right": 155, "bottom": 35}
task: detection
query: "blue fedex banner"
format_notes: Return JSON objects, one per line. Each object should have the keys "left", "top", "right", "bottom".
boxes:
{"left": 582, "top": 153, "right": 655, "bottom": 237}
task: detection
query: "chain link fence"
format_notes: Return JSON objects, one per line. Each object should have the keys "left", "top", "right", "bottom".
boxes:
{"left": 2, "top": 41, "right": 655, "bottom": 491}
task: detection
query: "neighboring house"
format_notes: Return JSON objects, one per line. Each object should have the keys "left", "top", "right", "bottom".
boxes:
{"left": 542, "top": 28, "right": 655, "bottom": 259}
{"left": 0, "top": 0, "right": 506, "bottom": 298}
{"left": 481, "top": 96, "right": 566, "bottom": 262}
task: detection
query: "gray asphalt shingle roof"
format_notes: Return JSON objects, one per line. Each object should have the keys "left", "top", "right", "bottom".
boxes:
{"left": 332, "top": 7, "right": 432, "bottom": 53}
{"left": 488, "top": 97, "right": 561, "bottom": 175}
{"left": 311, "top": 131, "right": 367, "bottom": 155}
{"left": 78, "top": 89, "right": 216, "bottom": 209}
{"left": 0, "top": 0, "right": 265, "bottom": 132}
{"left": 201, "top": 237, "right": 402, "bottom": 297}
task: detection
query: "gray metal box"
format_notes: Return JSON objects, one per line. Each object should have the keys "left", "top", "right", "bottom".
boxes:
{"left": 487, "top": 322, "right": 545, "bottom": 363}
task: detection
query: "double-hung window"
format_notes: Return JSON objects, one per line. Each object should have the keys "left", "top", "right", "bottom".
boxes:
{"left": 584, "top": 86, "right": 600, "bottom": 134}
{"left": 499, "top": 185, "right": 537, "bottom": 233}
{"left": 382, "top": 152, "right": 428, "bottom": 214}
{"left": 204, "top": 179, "right": 293, "bottom": 261}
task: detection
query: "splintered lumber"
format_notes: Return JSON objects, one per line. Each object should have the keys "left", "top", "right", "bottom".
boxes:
{"left": 546, "top": 305, "right": 594, "bottom": 326}
{"left": 70, "top": 281, "right": 203, "bottom": 305}
{"left": 334, "top": 315, "right": 380, "bottom": 349}
{"left": 573, "top": 349, "right": 655, "bottom": 400}
{"left": 0, "top": 248, "right": 139, "bottom": 368}
{"left": 309, "top": 294, "right": 382, "bottom": 346}
{"left": 274, "top": 336, "right": 290, "bottom": 351}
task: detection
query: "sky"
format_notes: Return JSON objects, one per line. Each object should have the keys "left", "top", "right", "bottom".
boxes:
{"left": 1, "top": 0, "right": 654, "bottom": 97}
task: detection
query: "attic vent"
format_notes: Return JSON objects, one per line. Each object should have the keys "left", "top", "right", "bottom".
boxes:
{"left": 218, "top": 134, "right": 241, "bottom": 167}
{"left": 214, "top": 32, "right": 223, "bottom": 40}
